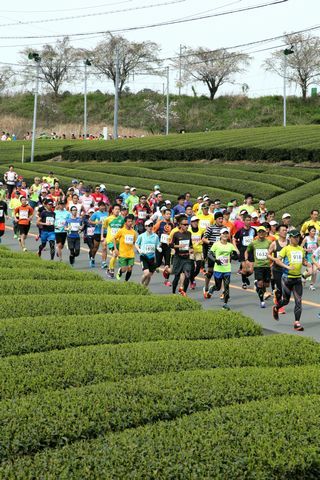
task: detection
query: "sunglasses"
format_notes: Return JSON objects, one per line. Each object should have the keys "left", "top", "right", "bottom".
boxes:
{"left": 181, "top": 223, "right": 189, "bottom": 226}
{"left": 146, "top": 224, "right": 154, "bottom": 227}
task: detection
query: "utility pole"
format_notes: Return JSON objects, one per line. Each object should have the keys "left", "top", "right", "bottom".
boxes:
{"left": 114, "top": 45, "right": 120, "bottom": 140}
{"left": 28, "top": 52, "right": 41, "bottom": 163}
{"left": 178, "top": 44, "right": 185, "bottom": 96}
{"left": 84, "top": 59, "right": 91, "bottom": 140}
{"left": 166, "top": 66, "right": 169, "bottom": 136}
{"left": 283, "top": 46, "right": 294, "bottom": 127}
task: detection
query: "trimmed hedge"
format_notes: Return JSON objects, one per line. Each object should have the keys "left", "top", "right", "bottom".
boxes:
{"left": 0, "top": 311, "right": 261, "bottom": 356}
{"left": 0, "top": 267, "right": 102, "bottom": 281}
{"left": 268, "top": 178, "right": 320, "bottom": 211}
{"left": 0, "top": 335, "right": 318, "bottom": 400}
{"left": 2, "top": 394, "right": 320, "bottom": 478}
{"left": 0, "top": 279, "right": 149, "bottom": 297}
{"left": 0, "top": 365, "right": 319, "bottom": 461}
{"left": 0, "top": 293, "right": 199, "bottom": 319}
{"left": 0, "top": 257, "right": 70, "bottom": 269}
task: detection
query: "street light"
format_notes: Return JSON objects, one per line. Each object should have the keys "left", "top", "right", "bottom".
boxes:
{"left": 83, "top": 59, "right": 91, "bottom": 140}
{"left": 283, "top": 45, "right": 294, "bottom": 127}
{"left": 28, "top": 52, "right": 41, "bottom": 163}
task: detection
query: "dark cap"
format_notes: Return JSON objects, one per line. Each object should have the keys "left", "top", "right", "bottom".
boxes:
{"left": 288, "top": 229, "right": 300, "bottom": 238}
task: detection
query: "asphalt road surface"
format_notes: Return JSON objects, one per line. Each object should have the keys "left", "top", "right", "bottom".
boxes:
{"left": 3, "top": 224, "right": 320, "bottom": 341}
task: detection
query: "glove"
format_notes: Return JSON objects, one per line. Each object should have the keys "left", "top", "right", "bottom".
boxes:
{"left": 215, "top": 259, "right": 222, "bottom": 266}
{"left": 231, "top": 251, "right": 239, "bottom": 261}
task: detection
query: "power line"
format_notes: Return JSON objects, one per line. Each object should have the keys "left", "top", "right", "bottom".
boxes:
{"left": 0, "top": 0, "right": 288, "bottom": 39}
{"left": 0, "top": 0, "right": 133, "bottom": 14}
{"left": 0, "top": 0, "right": 186, "bottom": 28}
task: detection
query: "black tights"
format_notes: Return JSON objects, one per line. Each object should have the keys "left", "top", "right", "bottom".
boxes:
{"left": 276, "top": 277, "right": 302, "bottom": 322}
{"left": 68, "top": 237, "right": 80, "bottom": 265}
{"left": 172, "top": 270, "right": 190, "bottom": 294}
{"left": 39, "top": 240, "right": 55, "bottom": 260}
{"left": 209, "top": 275, "right": 231, "bottom": 304}
{"left": 190, "top": 260, "right": 202, "bottom": 283}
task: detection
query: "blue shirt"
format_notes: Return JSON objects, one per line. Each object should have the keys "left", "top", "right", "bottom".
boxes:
{"left": 136, "top": 231, "right": 160, "bottom": 259}
{"left": 90, "top": 211, "right": 108, "bottom": 234}
{"left": 120, "top": 192, "right": 130, "bottom": 205}
{"left": 54, "top": 210, "right": 70, "bottom": 233}
{"left": 173, "top": 204, "right": 186, "bottom": 216}
{"left": 66, "top": 217, "right": 82, "bottom": 238}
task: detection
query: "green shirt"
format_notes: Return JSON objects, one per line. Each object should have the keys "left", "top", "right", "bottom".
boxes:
{"left": 247, "top": 238, "right": 271, "bottom": 268}
{"left": 125, "top": 195, "right": 139, "bottom": 214}
{"left": 279, "top": 245, "right": 305, "bottom": 278}
{"left": 210, "top": 241, "right": 236, "bottom": 273}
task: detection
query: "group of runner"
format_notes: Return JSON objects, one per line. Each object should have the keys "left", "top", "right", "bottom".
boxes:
{"left": 1, "top": 166, "right": 320, "bottom": 332}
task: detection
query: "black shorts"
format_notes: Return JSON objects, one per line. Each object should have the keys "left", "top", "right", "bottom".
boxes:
{"left": 55, "top": 232, "right": 67, "bottom": 246}
{"left": 254, "top": 267, "right": 271, "bottom": 283}
{"left": 93, "top": 234, "right": 101, "bottom": 243}
{"left": 140, "top": 255, "right": 157, "bottom": 272}
{"left": 239, "top": 249, "right": 254, "bottom": 263}
{"left": 172, "top": 255, "right": 192, "bottom": 276}
{"left": 18, "top": 224, "right": 30, "bottom": 235}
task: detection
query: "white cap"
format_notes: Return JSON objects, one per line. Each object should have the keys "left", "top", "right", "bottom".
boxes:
{"left": 88, "top": 208, "right": 95, "bottom": 213}
{"left": 259, "top": 199, "right": 266, "bottom": 204}
{"left": 251, "top": 212, "right": 259, "bottom": 218}
{"left": 124, "top": 185, "right": 130, "bottom": 189}
{"left": 154, "top": 190, "right": 161, "bottom": 195}
{"left": 191, "top": 216, "right": 199, "bottom": 222}
{"left": 0, "top": 182, "right": 3, "bottom": 186}
{"left": 197, "top": 196, "right": 203, "bottom": 200}
{"left": 165, "top": 200, "right": 171, "bottom": 204}
{"left": 145, "top": 219, "right": 153, "bottom": 226}
{"left": 282, "top": 213, "right": 291, "bottom": 219}
{"left": 220, "top": 227, "right": 229, "bottom": 234}
{"left": 269, "top": 220, "right": 278, "bottom": 226}
{"left": 130, "top": 187, "right": 137, "bottom": 192}
{"left": 100, "top": 184, "right": 106, "bottom": 190}
{"left": 160, "top": 205, "right": 167, "bottom": 211}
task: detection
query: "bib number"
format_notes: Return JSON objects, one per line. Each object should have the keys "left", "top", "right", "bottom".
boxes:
{"left": 0, "top": 209, "right": 3, "bottom": 217}
{"left": 138, "top": 211, "right": 147, "bottom": 219}
{"left": 144, "top": 244, "right": 155, "bottom": 254}
{"left": 179, "top": 239, "right": 189, "bottom": 251}
{"left": 70, "top": 222, "right": 79, "bottom": 232}
{"left": 255, "top": 248, "right": 268, "bottom": 260}
{"left": 125, "top": 234, "right": 134, "bottom": 245}
{"left": 111, "top": 227, "right": 119, "bottom": 236}
{"left": 218, "top": 255, "right": 229, "bottom": 266}
{"left": 19, "top": 210, "right": 29, "bottom": 220}
{"left": 160, "top": 233, "right": 169, "bottom": 244}
{"left": 242, "top": 236, "right": 252, "bottom": 246}
{"left": 87, "top": 226, "right": 95, "bottom": 236}
{"left": 291, "top": 251, "right": 303, "bottom": 264}
{"left": 46, "top": 217, "right": 54, "bottom": 226}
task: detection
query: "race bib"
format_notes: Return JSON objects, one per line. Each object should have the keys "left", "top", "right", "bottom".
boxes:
{"left": 307, "top": 244, "right": 317, "bottom": 253}
{"left": 179, "top": 239, "right": 189, "bottom": 251}
{"left": 87, "top": 226, "right": 95, "bottom": 236}
{"left": 199, "top": 220, "right": 210, "bottom": 229}
{"left": 218, "top": 255, "right": 229, "bottom": 266}
{"left": 138, "top": 211, "right": 147, "bottom": 219}
{"left": 19, "top": 210, "right": 29, "bottom": 220}
{"left": 192, "top": 235, "right": 201, "bottom": 243}
{"left": 0, "top": 209, "right": 3, "bottom": 217}
{"left": 255, "top": 248, "right": 268, "bottom": 260}
{"left": 111, "top": 227, "right": 119, "bottom": 236}
{"left": 56, "top": 220, "right": 65, "bottom": 229}
{"left": 70, "top": 222, "right": 79, "bottom": 232}
{"left": 46, "top": 217, "right": 54, "bottom": 226}
{"left": 125, "top": 234, "right": 134, "bottom": 245}
{"left": 291, "top": 251, "right": 303, "bottom": 264}
{"left": 160, "top": 233, "right": 169, "bottom": 244}
{"left": 144, "top": 244, "right": 155, "bottom": 254}
{"left": 242, "top": 236, "right": 253, "bottom": 246}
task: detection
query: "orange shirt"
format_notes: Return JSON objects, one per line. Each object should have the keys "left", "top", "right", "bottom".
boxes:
{"left": 223, "top": 219, "right": 236, "bottom": 237}
{"left": 15, "top": 205, "right": 33, "bottom": 225}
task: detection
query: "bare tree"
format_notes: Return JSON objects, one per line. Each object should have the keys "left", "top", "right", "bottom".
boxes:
{"left": 21, "top": 37, "right": 81, "bottom": 96}
{"left": 88, "top": 34, "right": 161, "bottom": 96}
{"left": 177, "top": 47, "right": 250, "bottom": 100}
{"left": 0, "top": 66, "right": 15, "bottom": 93}
{"left": 264, "top": 33, "right": 320, "bottom": 100}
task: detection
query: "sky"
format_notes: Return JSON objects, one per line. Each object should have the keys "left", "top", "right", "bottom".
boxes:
{"left": 0, "top": 0, "right": 319, "bottom": 98}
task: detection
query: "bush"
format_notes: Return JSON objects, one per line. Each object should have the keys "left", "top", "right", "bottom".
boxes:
{"left": 0, "top": 293, "right": 199, "bottom": 319}
{"left": 0, "top": 267, "right": 102, "bottom": 281}
{"left": 0, "top": 310, "right": 261, "bottom": 356}
{"left": 0, "top": 335, "right": 318, "bottom": 400}
{"left": 0, "top": 279, "right": 149, "bottom": 297}
{"left": 2, "top": 394, "right": 320, "bottom": 478}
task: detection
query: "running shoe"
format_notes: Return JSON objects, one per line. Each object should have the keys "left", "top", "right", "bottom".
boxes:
{"left": 23, "top": 247, "right": 27, "bottom": 252}
{"left": 164, "top": 280, "right": 172, "bottom": 287}
{"left": 260, "top": 301, "right": 266, "bottom": 308}
{"left": 190, "top": 281, "right": 196, "bottom": 290}
{"left": 222, "top": 304, "right": 230, "bottom": 310}
{"left": 254, "top": 280, "right": 258, "bottom": 289}
{"left": 163, "top": 269, "right": 169, "bottom": 280}
{"left": 101, "top": 261, "right": 108, "bottom": 269}
{"left": 203, "top": 286, "right": 211, "bottom": 299}
{"left": 89, "top": 258, "right": 95, "bottom": 268}
{"left": 14, "top": 234, "right": 18, "bottom": 239}
{"left": 179, "top": 290, "right": 187, "bottom": 297}
{"left": 156, "top": 268, "right": 160, "bottom": 273}
{"left": 116, "top": 268, "right": 122, "bottom": 281}
{"left": 242, "top": 283, "right": 247, "bottom": 290}
{"left": 294, "top": 322, "right": 304, "bottom": 331}
{"left": 178, "top": 287, "right": 183, "bottom": 294}
{"left": 272, "top": 305, "right": 279, "bottom": 321}
{"left": 106, "top": 269, "right": 114, "bottom": 279}
{"left": 278, "top": 307, "right": 286, "bottom": 314}
{"left": 310, "top": 285, "right": 316, "bottom": 291}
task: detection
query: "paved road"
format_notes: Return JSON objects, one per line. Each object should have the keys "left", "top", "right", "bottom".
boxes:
{"left": 3, "top": 225, "right": 320, "bottom": 341}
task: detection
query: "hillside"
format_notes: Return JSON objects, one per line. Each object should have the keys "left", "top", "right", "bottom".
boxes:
{"left": 1, "top": 91, "right": 320, "bottom": 136}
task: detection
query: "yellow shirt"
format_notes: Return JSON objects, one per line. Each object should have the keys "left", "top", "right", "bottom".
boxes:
{"left": 279, "top": 245, "right": 305, "bottom": 278}
{"left": 300, "top": 220, "right": 320, "bottom": 236}
{"left": 238, "top": 204, "right": 256, "bottom": 214}
{"left": 197, "top": 213, "right": 214, "bottom": 231}
{"left": 188, "top": 226, "right": 205, "bottom": 253}
{"left": 114, "top": 226, "right": 137, "bottom": 258}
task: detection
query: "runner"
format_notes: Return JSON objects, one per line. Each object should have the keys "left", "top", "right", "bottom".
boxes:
{"left": 29, "top": 177, "right": 42, "bottom": 210}
{"left": 233, "top": 214, "right": 255, "bottom": 289}
{"left": 271, "top": 230, "right": 310, "bottom": 331}
{"left": 188, "top": 216, "right": 205, "bottom": 289}
{"left": 206, "top": 227, "right": 239, "bottom": 309}
{"left": 9, "top": 190, "right": 22, "bottom": 239}
{"left": 153, "top": 208, "right": 174, "bottom": 287}
{"left": 300, "top": 210, "right": 320, "bottom": 237}
{"left": 268, "top": 224, "right": 289, "bottom": 312}
{"left": 301, "top": 225, "right": 319, "bottom": 290}
{"left": 133, "top": 194, "right": 151, "bottom": 234}
{"left": 125, "top": 187, "right": 139, "bottom": 214}
{"left": 202, "top": 211, "right": 225, "bottom": 298}
{"left": 245, "top": 226, "right": 271, "bottom": 308}
{"left": 172, "top": 195, "right": 186, "bottom": 216}
{"left": 170, "top": 215, "right": 193, "bottom": 296}
{"left": 83, "top": 208, "right": 96, "bottom": 264}
{"left": 54, "top": 200, "right": 70, "bottom": 261}
{"left": 65, "top": 206, "right": 83, "bottom": 266}
{"left": 4, "top": 165, "right": 18, "bottom": 199}
{"left": 14, "top": 196, "right": 33, "bottom": 251}
{"left": 135, "top": 219, "right": 160, "bottom": 287}
{"left": 80, "top": 187, "right": 94, "bottom": 213}
{"left": 89, "top": 201, "right": 108, "bottom": 267}
{"left": 113, "top": 214, "right": 138, "bottom": 281}
{"left": 37, "top": 199, "right": 56, "bottom": 260}
{"left": 238, "top": 193, "right": 256, "bottom": 215}
{"left": 0, "top": 197, "right": 8, "bottom": 243}
{"left": 101, "top": 204, "right": 125, "bottom": 278}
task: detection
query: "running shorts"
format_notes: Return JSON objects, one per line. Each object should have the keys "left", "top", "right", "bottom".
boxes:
{"left": 55, "top": 232, "right": 67, "bottom": 246}
{"left": 254, "top": 266, "right": 271, "bottom": 283}
{"left": 118, "top": 257, "right": 135, "bottom": 267}
{"left": 140, "top": 255, "right": 157, "bottom": 272}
